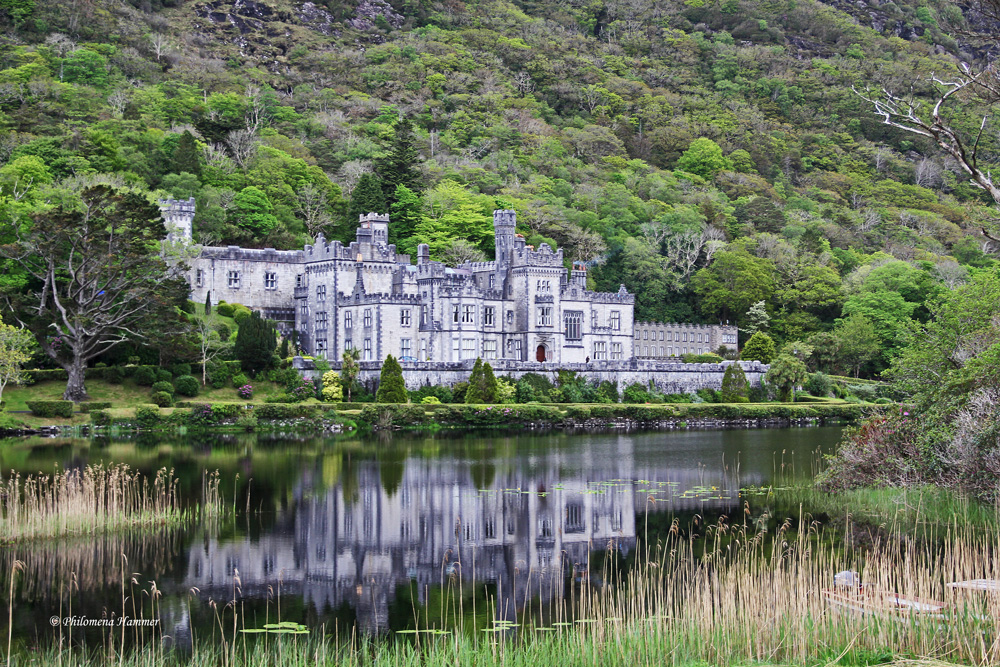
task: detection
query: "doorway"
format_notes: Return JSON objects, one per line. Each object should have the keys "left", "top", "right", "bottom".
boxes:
{"left": 536, "top": 345, "right": 546, "bottom": 362}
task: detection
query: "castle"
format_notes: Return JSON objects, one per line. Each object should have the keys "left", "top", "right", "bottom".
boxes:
{"left": 161, "top": 200, "right": 745, "bottom": 389}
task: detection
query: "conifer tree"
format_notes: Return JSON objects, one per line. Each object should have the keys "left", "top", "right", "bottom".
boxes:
{"left": 376, "top": 354, "right": 408, "bottom": 403}
{"left": 741, "top": 331, "right": 776, "bottom": 364}
{"left": 348, "top": 173, "right": 387, "bottom": 223}
{"left": 279, "top": 337, "right": 289, "bottom": 359}
{"left": 233, "top": 311, "right": 276, "bottom": 376}
{"left": 389, "top": 184, "right": 423, "bottom": 251}
{"left": 171, "top": 130, "right": 201, "bottom": 176}
{"left": 376, "top": 117, "right": 422, "bottom": 203}
{"left": 720, "top": 364, "right": 750, "bottom": 403}
{"left": 204, "top": 291, "right": 211, "bottom": 316}
{"left": 465, "top": 358, "right": 498, "bottom": 403}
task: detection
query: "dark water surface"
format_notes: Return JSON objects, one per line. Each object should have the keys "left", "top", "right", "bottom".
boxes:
{"left": 0, "top": 426, "right": 842, "bottom": 648}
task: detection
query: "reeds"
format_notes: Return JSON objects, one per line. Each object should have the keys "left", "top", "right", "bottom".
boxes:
{"left": 0, "top": 464, "right": 212, "bottom": 541}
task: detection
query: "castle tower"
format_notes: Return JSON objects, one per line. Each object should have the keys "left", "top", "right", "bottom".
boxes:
{"left": 159, "top": 198, "right": 195, "bottom": 241}
{"left": 493, "top": 209, "right": 517, "bottom": 264}
{"left": 357, "top": 212, "right": 390, "bottom": 247}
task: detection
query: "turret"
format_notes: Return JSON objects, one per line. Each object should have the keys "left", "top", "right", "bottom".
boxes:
{"left": 159, "top": 198, "right": 195, "bottom": 242}
{"left": 493, "top": 209, "right": 517, "bottom": 264}
{"left": 570, "top": 262, "right": 587, "bottom": 288}
{"left": 357, "top": 212, "right": 390, "bottom": 247}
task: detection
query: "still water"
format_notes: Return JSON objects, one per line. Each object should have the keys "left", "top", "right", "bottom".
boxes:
{"left": 0, "top": 426, "right": 842, "bottom": 647}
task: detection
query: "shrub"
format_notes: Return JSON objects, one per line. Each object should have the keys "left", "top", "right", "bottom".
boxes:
{"left": 254, "top": 403, "right": 317, "bottom": 420}
{"left": 623, "top": 383, "right": 651, "bottom": 404}
{"left": 104, "top": 366, "right": 124, "bottom": 384}
{"left": 234, "top": 311, "right": 277, "bottom": 376}
{"left": 235, "top": 414, "right": 258, "bottom": 431}
{"left": 171, "top": 363, "right": 192, "bottom": 377}
{"left": 217, "top": 302, "right": 235, "bottom": 317}
{"left": 290, "top": 377, "right": 319, "bottom": 401}
{"left": 232, "top": 304, "right": 253, "bottom": 324}
{"left": 151, "top": 381, "right": 174, "bottom": 395}
{"left": 681, "top": 352, "right": 724, "bottom": 363}
{"left": 720, "top": 364, "right": 751, "bottom": 402}
{"left": 174, "top": 375, "right": 200, "bottom": 397}
{"left": 232, "top": 373, "right": 250, "bottom": 389}
{"left": 156, "top": 369, "right": 173, "bottom": 383}
{"left": 238, "top": 384, "right": 253, "bottom": 399}
{"left": 847, "top": 384, "right": 878, "bottom": 402}
{"left": 265, "top": 392, "right": 296, "bottom": 403}
{"left": 421, "top": 395, "right": 441, "bottom": 404}
{"left": 135, "top": 405, "right": 161, "bottom": 426}
{"left": 26, "top": 401, "right": 74, "bottom": 418}
{"left": 79, "top": 402, "right": 112, "bottom": 412}
{"left": 565, "top": 405, "right": 591, "bottom": 420}
{"left": 215, "top": 323, "right": 232, "bottom": 342}
{"left": 187, "top": 404, "right": 216, "bottom": 425}
{"left": 321, "top": 371, "right": 343, "bottom": 402}
{"left": 741, "top": 331, "right": 776, "bottom": 363}
{"left": 376, "top": 355, "right": 408, "bottom": 403}
{"left": 465, "top": 358, "right": 498, "bottom": 404}
{"left": 696, "top": 388, "right": 721, "bottom": 403}
{"left": 150, "top": 391, "right": 173, "bottom": 407}
{"left": 133, "top": 366, "right": 157, "bottom": 386}
{"left": 409, "top": 384, "right": 453, "bottom": 404}
{"left": 90, "top": 410, "right": 111, "bottom": 426}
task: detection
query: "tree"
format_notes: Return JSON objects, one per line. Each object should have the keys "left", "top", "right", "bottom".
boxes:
{"left": 834, "top": 313, "right": 882, "bottom": 378}
{"left": 692, "top": 249, "right": 775, "bottom": 322}
{"left": 376, "top": 354, "right": 407, "bottom": 403}
{"left": 341, "top": 347, "right": 360, "bottom": 402}
{"left": 741, "top": 331, "right": 776, "bottom": 363}
{"left": 294, "top": 182, "right": 334, "bottom": 239}
{"left": 466, "top": 358, "right": 498, "bottom": 404}
{"left": 204, "top": 292, "right": 212, "bottom": 316}
{"left": 389, "top": 184, "right": 423, "bottom": 252}
{"left": 765, "top": 353, "right": 808, "bottom": 402}
{"left": 741, "top": 301, "right": 770, "bottom": 337}
{"left": 233, "top": 311, "right": 276, "bottom": 376}
{"left": 676, "top": 138, "right": 732, "bottom": 179}
{"left": 171, "top": 131, "right": 201, "bottom": 176}
{"left": 348, "top": 173, "right": 387, "bottom": 223}
{"left": 230, "top": 186, "right": 279, "bottom": 237}
{"left": 375, "top": 117, "right": 422, "bottom": 202}
{"left": 0, "top": 186, "right": 189, "bottom": 401}
{"left": 720, "top": 363, "right": 750, "bottom": 403}
{"left": 0, "top": 322, "right": 34, "bottom": 407}
{"left": 194, "top": 311, "right": 229, "bottom": 386}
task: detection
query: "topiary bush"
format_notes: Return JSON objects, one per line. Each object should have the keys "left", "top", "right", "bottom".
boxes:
{"left": 173, "top": 375, "right": 199, "bottom": 397}
{"left": 79, "top": 402, "right": 112, "bottom": 413}
{"left": 232, "top": 373, "right": 250, "bottom": 389}
{"left": 171, "top": 363, "right": 192, "bottom": 378}
{"left": 151, "top": 381, "right": 174, "bottom": 395}
{"left": 156, "top": 369, "right": 173, "bottom": 383}
{"left": 217, "top": 302, "right": 235, "bottom": 318}
{"left": 135, "top": 405, "right": 161, "bottom": 426}
{"left": 90, "top": 409, "right": 111, "bottom": 426}
{"left": 150, "top": 391, "right": 173, "bottom": 407}
{"left": 26, "top": 401, "right": 74, "bottom": 418}
{"left": 104, "top": 366, "right": 125, "bottom": 384}
{"left": 805, "top": 371, "right": 833, "bottom": 397}
{"left": 133, "top": 366, "right": 157, "bottom": 386}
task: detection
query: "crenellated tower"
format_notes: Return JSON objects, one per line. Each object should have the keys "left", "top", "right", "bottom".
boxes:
{"left": 493, "top": 209, "right": 517, "bottom": 265}
{"left": 160, "top": 198, "right": 195, "bottom": 242}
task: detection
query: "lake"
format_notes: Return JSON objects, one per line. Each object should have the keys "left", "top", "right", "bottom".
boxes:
{"left": 0, "top": 426, "right": 843, "bottom": 649}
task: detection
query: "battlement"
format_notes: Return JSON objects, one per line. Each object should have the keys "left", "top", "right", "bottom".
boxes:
{"left": 359, "top": 212, "right": 390, "bottom": 224}
{"left": 160, "top": 198, "right": 196, "bottom": 214}
{"left": 493, "top": 209, "right": 516, "bottom": 228}
{"left": 635, "top": 321, "right": 732, "bottom": 331}
{"left": 160, "top": 197, "right": 195, "bottom": 241}
{"left": 200, "top": 246, "right": 304, "bottom": 263}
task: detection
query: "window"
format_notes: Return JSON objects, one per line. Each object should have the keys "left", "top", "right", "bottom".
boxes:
{"left": 489, "top": 274, "right": 495, "bottom": 289}
{"left": 594, "top": 341, "right": 607, "bottom": 360}
{"left": 643, "top": 330, "right": 648, "bottom": 340}
{"left": 463, "top": 338, "right": 475, "bottom": 360}
{"left": 345, "top": 338, "right": 353, "bottom": 350}
{"left": 452, "top": 337, "right": 460, "bottom": 360}
{"left": 452, "top": 305, "right": 460, "bottom": 324}
{"left": 668, "top": 346, "right": 673, "bottom": 356}
{"left": 593, "top": 312, "right": 599, "bottom": 329}
{"left": 420, "top": 339, "right": 427, "bottom": 361}
{"left": 611, "top": 342, "right": 622, "bottom": 360}
{"left": 227, "top": 270, "right": 241, "bottom": 289}
{"left": 483, "top": 339, "right": 497, "bottom": 359}
{"left": 643, "top": 346, "right": 648, "bottom": 356}
{"left": 264, "top": 271, "right": 277, "bottom": 290}
{"left": 345, "top": 311, "right": 353, "bottom": 329}
{"left": 295, "top": 275, "right": 303, "bottom": 288}
{"left": 507, "top": 310, "right": 513, "bottom": 325}
{"left": 660, "top": 346, "right": 664, "bottom": 356}
{"left": 195, "top": 269, "right": 204, "bottom": 287}
{"left": 564, "top": 311, "right": 583, "bottom": 340}
{"left": 536, "top": 279, "right": 551, "bottom": 292}
{"left": 363, "top": 309, "right": 372, "bottom": 328}
{"left": 484, "top": 306, "right": 495, "bottom": 327}
{"left": 299, "top": 303, "right": 308, "bottom": 317}
{"left": 610, "top": 311, "right": 620, "bottom": 330}
{"left": 316, "top": 284, "right": 326, "bottom": 300}
{"left": 659, "top": 331, "right": 664, "bottom": 341}
{"left": 698, "top": 333, "right": 704, "bottom": 343}
{"left": 400, "top": 309, "right": 411, "bottom": 326}
{"left": 462, "top": 305, "right": 475, "bottom": 324}
{"left": 421, "top": 306, "right": 428, "bottom": 326}
{"left": 537, "top": 306, "right": 552, "bottom": 326}
{"left": 363, "top": 338, "right": 372, "bottom": 360}
{"left": 401, "top": 338, "right": 411, "bottom": 358}
{"left": 316, "top": 311, "right": 328, "bottom": 329}
{"left": 315, "top": 339, "right": 327, "bottom": 354}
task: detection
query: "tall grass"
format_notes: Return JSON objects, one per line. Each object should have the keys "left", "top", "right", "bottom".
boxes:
{"left": 6, "top": 500, "right": 1000, "bottom": 666}
{"left": 0, "top": 464, "right": 223, "bottom": 541}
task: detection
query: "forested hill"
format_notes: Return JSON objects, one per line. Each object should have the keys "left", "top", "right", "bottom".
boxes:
{"left": 0, "top": 0, "right": 997, "bottom": 378}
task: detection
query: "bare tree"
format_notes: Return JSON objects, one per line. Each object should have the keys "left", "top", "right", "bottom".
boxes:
{"left": 148, "top": 32, "right": 170, "bottom": 61}
{"left": 194, "top": 311, "right": 229, "bottom": 386}
{"left": 441, "top": 239, "right": 487, "bottom": 265}
{"left": 107, "top": 89, "right": 130, "bottom": 118}
{"left": 244, "top": 85, "right": 268, "bottom": 132}
{"left": 203, "top": 143, "right": 236, "bottom": 175}
{"left": 934, "top": 259, "right": 969, "bottom": 288}
{"left": 294, "top": 183, "right": 333, "bottom": 239}
{"left": 858, "top": 208, "right": 882, "bottom": 233}
{"left": 224, "top": 129, "right": 259, "bottom": 171}
{"left": 914, "top": 157, "right": 942, "bottom": 188}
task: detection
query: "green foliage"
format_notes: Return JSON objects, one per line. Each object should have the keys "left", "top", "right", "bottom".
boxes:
{"left": 376, "top": 354, "right": 408, "bottom": 403}
{"left": 676, "top": 138, "right": 732, "bottom": 179}
{"left": 173, "top": 375, "right": 200, "bottom": 397}
{"left": 233, "top": 312, "right": 277, "bottom": 376}
{"left": 720, "top": 364, "right": 750, "bottom": 402}
{"left": 340, "top": 348, "right": 361, "bottom": 402}
{"left": 26, "top": 400, "right": 73, "bottom": 418}
{"left": 805, "top": 371, "right": 833, "bottom": 397}
{"left": 321, "top": 370, "right": 343, "bottom": 402}
{"left": 765, "top": 354, "right": 809, "bottom": 401}
{"left": 349, "top": 173, "right": 387, "bottom": 223}
{"left": 150, "top": 391, "right": 173, "bottom": 407}
{"left": 465, "top": 358, "right": 498, "bottom": 403}
{"left": 623, "top": 382, "right": 651, "bottom": 404}
{"left": 133, "top": 366, "right": 157, "bottom": 386}
{"left": 741, "top": 331, "right": 776, "bottom": 363}
{"left": 231, "top": 186, "right": 279, "bottom": 236}
{"left": 376, "top": 117, "right": 422, "bottom": 201}
{"left": 150, "top": 381, "right": 174, "bottom": 395}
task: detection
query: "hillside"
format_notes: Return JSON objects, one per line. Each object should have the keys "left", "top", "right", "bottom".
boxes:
{"left": 0, "top": 0, "right": 998, "bottom": 378}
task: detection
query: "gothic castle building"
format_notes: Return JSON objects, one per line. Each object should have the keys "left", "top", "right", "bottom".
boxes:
{"left": 161, "top": 200, "right": 737, "bottom": 367}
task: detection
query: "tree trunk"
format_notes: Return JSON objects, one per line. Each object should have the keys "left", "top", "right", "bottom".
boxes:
{"left": 63, "top": 358, "right": 89, "bottom": 402}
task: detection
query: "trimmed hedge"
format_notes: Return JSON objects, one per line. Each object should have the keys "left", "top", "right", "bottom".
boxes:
{"left": 79, "top": 402, "right": 112, "bottom": 413}
{"left": 90, "top": 410, "right": 111, "bottom": 426}
{"left": 254, "top": 403, "right": 318, "bottom": 420}
{"left": 26, "top": 400, "right": 74, "bottom": 418}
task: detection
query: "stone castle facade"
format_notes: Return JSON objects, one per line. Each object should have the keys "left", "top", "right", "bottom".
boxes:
{"left": 162, "top": 201, "right": 738, "bottom": 370}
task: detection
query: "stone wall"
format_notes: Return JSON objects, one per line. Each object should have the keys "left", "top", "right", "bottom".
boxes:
{"left": 294, "top": 358, "right": 767, "bottom": 395}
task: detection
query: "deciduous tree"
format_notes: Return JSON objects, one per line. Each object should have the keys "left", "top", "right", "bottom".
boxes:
{"left": 0, "top": 322, "right": 34, "bottom": 407}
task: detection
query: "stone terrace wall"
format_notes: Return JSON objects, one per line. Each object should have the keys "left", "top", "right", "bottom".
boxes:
{"left": 295, "top": 358, "right": 767, "bottom": 394}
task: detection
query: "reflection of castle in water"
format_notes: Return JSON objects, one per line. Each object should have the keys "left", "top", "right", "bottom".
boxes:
{"left": 184, "top": 436, "right": 748, "bottom": 633}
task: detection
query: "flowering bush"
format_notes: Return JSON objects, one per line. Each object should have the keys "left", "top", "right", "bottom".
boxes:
{"left": 290, "top": 377, "right": 319, "bottom": 401}
{"left": 321, "top": 371, "right": 342, "bottom": 402}
{"left": 238, "top": 384, "right": 253, "bottom": 399}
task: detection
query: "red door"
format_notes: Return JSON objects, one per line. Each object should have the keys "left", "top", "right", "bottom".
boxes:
{"left": 536, "top": 345, "right": 546, "bottom": 362}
